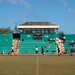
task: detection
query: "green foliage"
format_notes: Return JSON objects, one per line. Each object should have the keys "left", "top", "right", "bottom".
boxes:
{"left": 58, "top": 31, "right": 64, "bottom": 35}
{"left": 0, "top": 27, "right": 13, "bottom": 34}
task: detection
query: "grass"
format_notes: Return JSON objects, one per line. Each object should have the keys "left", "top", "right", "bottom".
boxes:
{"left": 0, "top": 56, "right": 75, "bottom": 75}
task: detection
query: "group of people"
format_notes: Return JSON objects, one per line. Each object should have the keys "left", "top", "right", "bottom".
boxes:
{"left": 69, "top": 40, "right": 75, "bottom": 55}
{"left": 1, "top": 49, "right": 15, "bottom": 55}
{"left": 70, "top": 47, "right": 75, "bottom": 55}
{"left": 69, "top": 40, "right": 75, "bottom": 47}
{"left": 35, "top": 46, "right": 44, "bottom": 55}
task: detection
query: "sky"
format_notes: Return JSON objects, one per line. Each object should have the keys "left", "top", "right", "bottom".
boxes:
{"left": 0, "top": 0, "right": 75, "bottom": 34}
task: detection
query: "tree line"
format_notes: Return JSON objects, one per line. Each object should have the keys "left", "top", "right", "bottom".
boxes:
{"left": 0, "top": 27, "right": 64, "bottom": 35}
{"left": 0, "top": 27, "right": 13, "bottom": 34}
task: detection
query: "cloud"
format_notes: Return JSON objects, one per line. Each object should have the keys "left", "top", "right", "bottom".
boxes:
{"left": 68, "top": 8, "right": 75, "bottom": 19}
{"left": 20, "top": 13, "right": 30, "bottom": 22}
{"left": 59, "top": 0, "right": 75, "bottom": 13}
{"left": 59, "top": 0, "right": 75, "bottom": 19}
{"left": 0, "top": 0, "right": 31, "bottom": 9}
{"left": 59, "top": 0, "right": 68, "bottom": 7}
{"left": 19, "top": 0, "right": 31, "bottom": 9}
{"left": 68, "top": 8, "right": 75, "bottom": 13}
{"left": 69, "top": 15, "right": 75, "bottom": 19}
{"left": 7, "top": 0, "right": 18, "bottom": 4}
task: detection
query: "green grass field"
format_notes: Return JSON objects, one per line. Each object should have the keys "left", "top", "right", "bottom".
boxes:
{"left": 0, "top": 56, "right": 75, "bottom": 75}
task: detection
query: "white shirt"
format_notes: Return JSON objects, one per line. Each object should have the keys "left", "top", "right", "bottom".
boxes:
{"left": 36, "top": 48, "right": 38, "bottom": 51}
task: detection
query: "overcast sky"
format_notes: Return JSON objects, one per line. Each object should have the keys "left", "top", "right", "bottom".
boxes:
{"left": 0, "top": 0, "right": 75, "bottom": 34}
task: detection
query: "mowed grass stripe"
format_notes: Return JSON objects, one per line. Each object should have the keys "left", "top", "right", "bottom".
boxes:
{"left": 0, "top": 56, "right": 36, "bottom": 75}
{"left": 0, "top": 56, "right": 75, "bottom": 75}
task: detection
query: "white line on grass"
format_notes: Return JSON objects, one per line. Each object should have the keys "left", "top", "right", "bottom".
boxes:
{"left": 36, "top": 55, "right": 39, "bottom": 75}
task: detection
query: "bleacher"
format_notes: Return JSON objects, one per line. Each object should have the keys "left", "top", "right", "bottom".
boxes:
{"left": 44, "top": 42, "right": 56, "bottom": 54}
{"left": 0, "top": 34, "right": 13, "bottom": 54}
{"left": 19, "top": 33, "right": 57, "bottom": 54}
{"left": 64, "top": 34, "right": 75, "bottom": 54}
{"left": 64, "top": 42, "right": 71, "bottom": 54}
{"left": 20, "top": 40, "right": 50, "bottom": 54}
{"left": 0, "top": 33, "right": 75, "bottom": 55}
{"left": 65, "top": 34, "right": 75, "bottom": 41}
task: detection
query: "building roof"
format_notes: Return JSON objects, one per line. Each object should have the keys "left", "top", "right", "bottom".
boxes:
{"left": 17, "top": 22, "right": 59, "bottom": 29}
{"left": 20, "top": 22, "right": 57, "bottom": 26}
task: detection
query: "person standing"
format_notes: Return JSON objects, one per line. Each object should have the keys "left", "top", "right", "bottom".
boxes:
{"left": 2, "top": 50, "right": 4, "bottom": 55}
{"left": 57, "top": 45, "right": 60, "bottom": 55}
{"left": 70, "top": 47, "right": 75, "bottom": 55}
{"left": 41, "top": 47, "right": 44, "bottom": 55}
{"left": 35, "top": 46, "right": 38, "bottom": 54}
